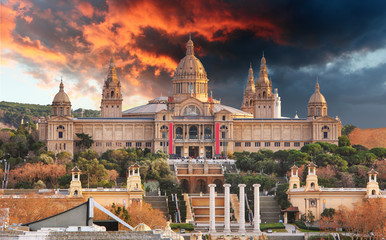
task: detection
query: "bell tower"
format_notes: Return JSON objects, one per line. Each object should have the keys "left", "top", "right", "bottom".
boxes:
{"left": 241, "top": 63, "right": 256, "bottom": 114}
{"left": 366, "top": 169, "right": 380, "bottom": 196}
{"left": 254, "top": 53, "right": 275, "bottom": 118}
{"left": 101, "top": 56, "right": 123, "bottom": 118}
{"left": 69, "top": 166, "right": 82, "bottom": 197}
{"left": 289, "top": 165, "right": 300, "bottom": 190}
{"left": 305, "top": 162, "right": 320, "bottom": 191}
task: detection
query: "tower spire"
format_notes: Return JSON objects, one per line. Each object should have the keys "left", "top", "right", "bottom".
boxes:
{"left": 315, "top": 78, "right": 320, "bottom": 92}
{"left": 186, "top": 34, "right": 194, "bottom": 56}
{"left": 59, "top": 77, "right": 64, "bottom": 91}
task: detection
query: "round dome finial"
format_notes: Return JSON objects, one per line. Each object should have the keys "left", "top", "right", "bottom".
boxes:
{"left": 308, "top": 79, "right": 326, "bottom": 104}
{"left": 53, "top": 79, "right": 71, "bottom": 103}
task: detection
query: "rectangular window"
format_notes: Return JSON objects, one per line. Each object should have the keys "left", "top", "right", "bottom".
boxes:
{"left": 136, "top": 142, "right": 142, "bottom": 148}
{"left": 116, "top": 142, "right": 122, "bottom": 147}
{"left": 274, "top": 142, "right": 280, "bottom": 147}
{"left": 126, "top": 142, "right": 132, "bottom": 147}
{"left": 106, "top": 142, "right": 112, "bottom": 147}
{"left": 284, "top": 142, "right": 290, "bottom": 147}
{"left": 235, "top": 142, "right": 241, "bottom": 147}
{"left": 255, "top": 142, "right": 261, "bottom": 147}
{"left": 323, "top": 132, "right": 328, "bottom": 139}
{"left": 304, "top": 142, "right": 310, "bottom": 146}
{"left": 146, "top": 142, "right": 152, "bottom": 147}
{"left": 64, "top": 143, "right": 66, "bottom": 150}
{"left": 265, "top": 142, "right": 271, "bottom": 147}
{"left": 221, "top": 132, "right": 226, "bottom": 139}
{"left": 58, "top": 132, "right": 63, "bottom": 139}
{"left": 245, "top": 142, "right": 251, "bottom": 147}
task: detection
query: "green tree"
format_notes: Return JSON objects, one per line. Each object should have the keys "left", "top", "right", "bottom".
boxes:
{"left": 335, "top": 146, "right": 357, "bottom": 157}
{"left": 315, "top": 141, "right": 338, "bottom": 153}
{"left": 78, "top": 149, "right": 99, "bottom": 160}
{"left": 56, "top": 151, "right": 72, "bottom": 164}
{"left": 76, "top": 133, "right": 94, "bottom": 150}
{"left": 369, "top": 147, "right": 386, "bottom": 159}
{"left": 352, "top": 144, "right": 368, "bottom": 152}
{"left": 341, "top": 124, "right": 356, "bottom": 136}
{"left": 338, "top": 135, "right": 351, "bottom": 147}
{"left": 77, "top": 157, "right": 108, "bottom": 187}
{"left": 321, "top": 208, "right": 335, "bottom": 218}
{"left": 301, "top": 143, "right": 323, "bottom": 157}
{"left": 275, "top": 183, "right": 290, "bottom": 210}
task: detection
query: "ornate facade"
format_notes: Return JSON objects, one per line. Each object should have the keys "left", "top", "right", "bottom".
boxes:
{"left": 285, "top": 164, "right": 385, "bottom": 223}
{"left": 38, "top": 36, "right": 341, "bottom": 157}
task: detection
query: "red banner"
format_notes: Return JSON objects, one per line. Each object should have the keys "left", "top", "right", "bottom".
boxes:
{"left": 215, "top": 123, "right": 220, "bottom": 155}
{"left": 169, "top": 122, "right": 173, "bottom": 154}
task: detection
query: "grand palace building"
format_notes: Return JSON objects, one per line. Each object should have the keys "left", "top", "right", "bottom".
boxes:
{"left": 38, "top": 36, "right": 341, "bottom": 157}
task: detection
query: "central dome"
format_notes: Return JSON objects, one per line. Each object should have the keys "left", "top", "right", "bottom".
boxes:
{"left": 308, "top": 81, "right": 326, "bottom": 104}
{"left": 173, "top": 37, "right": 208, "bottom": 81}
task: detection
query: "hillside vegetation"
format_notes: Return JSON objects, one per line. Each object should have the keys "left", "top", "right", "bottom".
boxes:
{"left": 0, "top": 101, "right": 100, "bottom": 128}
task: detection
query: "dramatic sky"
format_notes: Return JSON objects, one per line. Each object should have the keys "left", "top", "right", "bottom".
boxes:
{"left": 1, "top": 0, "right": 386, "bottom": 128}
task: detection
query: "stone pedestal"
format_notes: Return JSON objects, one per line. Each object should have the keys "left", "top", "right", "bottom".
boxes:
{"left": 223, "top": 184, "right": 231, "bottom": 234}
{"left": 238, "top": 184, "right": 246, "bottom": 233}
{"left": 209, "top": 184, "right": 216, "bottom": 233}
{"left": 253, "top": 184, "right": 261, "bottom": 234}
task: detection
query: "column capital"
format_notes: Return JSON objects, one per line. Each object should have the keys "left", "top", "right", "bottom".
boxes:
{"left": 238, "top": 184, "right": 246, "bottom": 188}
{"left": 223, "top": 184, "right": 231, "bottom": 188}
{"left": 208, "top": 184, "right": 216, "bottom": 188}
{"left": 253, "top": 184, "right": 261, "bottom": 188}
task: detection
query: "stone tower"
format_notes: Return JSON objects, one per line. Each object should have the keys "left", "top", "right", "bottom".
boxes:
{"left": 52, "top": 79, "right": 72, "bottom": 117}
{"left": 101, "top": 56, "right": 123, "bottom": 118}
{"left": 366, "top": 169, "right": 380, "bottom": 196}
{"left": 127, "top": 164, "right": 142, "bottom": 192}
{"left": 69, "top": 166, "right": 82, "bottom": 197}
{"left": 254, "top": 54, "right": 275, "bottom": 118}
{"left": 289, "top": 165, "right": 300, "bottom": 190}
{"left": 305, "top": 162, "right": 320, "bottom": 191}
{"left": 241, "top": 63, "right": 256, "bottom": 114}
{"left": 172, "top": 35, "right": 209, "bottom": 102}
{"left": 308, "top": 80, "right": 327, "bottom": 118}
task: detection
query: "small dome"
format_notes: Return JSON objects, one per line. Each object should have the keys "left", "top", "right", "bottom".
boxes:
{"left": 133, "top": 223, "right": 152, "bottom": 231}
{"left": 53, "top": 81, "right": 71, "bottom": 104}
{"left": 173, "top": 36, "right": 208, "bottom": 81}
{"left": 308, "top": 81, "right": 326, "bottom": 104}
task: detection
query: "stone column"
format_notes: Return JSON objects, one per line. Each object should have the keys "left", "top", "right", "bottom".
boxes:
{"left": 223, "top": 184, "right": 231, "bottom": 234}
{"left": 253, "top": 184, "right": 261, "bottom": 234}
{"left": 209, "top": 184, "right": 216, "bottom": 233}
{"left": 238, "top": 184, "right": 246, "bottom": 233}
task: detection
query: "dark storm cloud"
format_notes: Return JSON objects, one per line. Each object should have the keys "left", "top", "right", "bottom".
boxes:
{"left": 3, "top": 0, "right": 386, "bottom": 128}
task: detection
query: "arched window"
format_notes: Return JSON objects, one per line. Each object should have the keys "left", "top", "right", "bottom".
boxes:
{"left": 162, "top": 115, "right": 166, "bottom": 121}
{"left": 317, "top": 108, "right": 321, "bottom": 116}
{"left": 176, "top": 127, "right": 183, "bottom": 139}
{"left": 310, "top": 182, "right": 315, "bottom": 190}
{"left": 60, "top": 107, "right": 63, "bottom": 116}
{"left": 57, "top": 125, "right": 65, "bottom": 139}
{"left": 189, "top": 126, "right": 198, "bottom": 139}
{"left": 74, "top": 190, "right": 78, "bottom": 196}
{"left": 204, "top": 127, "right": 212, "bottom": 139}
{"left": 263, "top": 91, "right": 266, "bottom": 97}
{"left": 111, "top": 91, "right": 114, "bottom": 98}
{"left": 66, "top": 108, "right": 70, "bottom": 115}
{"left": 183, "top": 105, "right": 201, "bottom": 116}
{"left": 250, "top": 99, "right": 253, "bottom": 106}
{"left": 293, "top": 184, "right": 297, "bottom": 189}
{"left": 372, "top": 189, "right": 376, "bottom": 195}
{"left": 322, "top": 126, "right": 329, "bottom": 139}
{"left": 222, "top": 115, "right": 226, "bottom": 121}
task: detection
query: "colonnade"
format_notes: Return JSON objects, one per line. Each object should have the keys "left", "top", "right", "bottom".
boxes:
{"left": 208, "top": 183, "right": 261, "bottom": 234}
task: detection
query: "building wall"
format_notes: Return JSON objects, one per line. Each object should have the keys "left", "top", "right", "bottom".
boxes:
{"left": 288, "top": 191, "right": 366, "bottom": 219}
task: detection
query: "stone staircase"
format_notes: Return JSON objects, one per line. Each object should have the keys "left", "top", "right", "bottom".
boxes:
{"left": 144, "top": 193, "right": 169, "bottom": 219}
{"left": 260, "top": 196, "right": 281, "bottom": 223}
{"left": 190, "top": 194, "right": 225, "bottom": 222}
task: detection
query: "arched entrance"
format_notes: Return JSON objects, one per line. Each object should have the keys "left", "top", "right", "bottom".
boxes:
{"left": 213, "top": 179, "right": 223, "bottom": 193}
{"left": 180, "top": 179, "right": 190, "bottom": 193}
{"left": 195, "top": 179, "right": 207, "bottom": 193}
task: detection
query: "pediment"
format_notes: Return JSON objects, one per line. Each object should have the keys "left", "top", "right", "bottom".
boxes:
{"left": 49, "top": 115, "right": 74, "bottom": 122}
{"left": 313, "top": 115, "right": 339, "bottom": 122}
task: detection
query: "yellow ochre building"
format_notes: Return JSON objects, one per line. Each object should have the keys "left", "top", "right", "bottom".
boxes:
{"left": 38, "top": 36, "right": 341, "bottom": 157}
